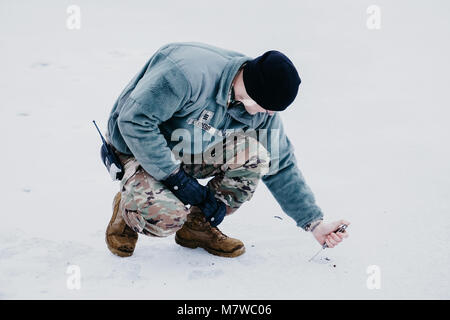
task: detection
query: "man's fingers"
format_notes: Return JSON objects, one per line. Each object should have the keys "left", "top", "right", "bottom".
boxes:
{"left": 340, "top": 219, "right": 351, "bottom": 226}
{"left": 325, "top": 239, "right": 335, "bottom": 248}
{"left": 330, "top": 233, "right": 342, "bottom": 243}
{"left": 327, "top": 236, "right": 338, "bottom": 246}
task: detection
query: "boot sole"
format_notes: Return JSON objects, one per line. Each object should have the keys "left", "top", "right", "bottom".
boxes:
{"left": 106, "top": 242, "right": 134, "bottom": 257}
{"left": 105, "top": 232, "right": 135, "bottom": 257}
{"left": 175, "top": 234, "right": 245, "bottom": 258}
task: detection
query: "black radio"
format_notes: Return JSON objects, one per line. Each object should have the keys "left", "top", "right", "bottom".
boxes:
{"left": 93, "top": 120, "right": 124, "bottom": 181}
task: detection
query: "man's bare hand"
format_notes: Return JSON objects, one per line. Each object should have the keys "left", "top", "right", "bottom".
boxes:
{"left": 311, "top": 219, "right": 350, "bottom": 248}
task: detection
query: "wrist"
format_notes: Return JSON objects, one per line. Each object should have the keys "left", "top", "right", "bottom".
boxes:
{"left": 168, "top": 166, "right": 181, "bottom": 178}
{"left": 162, "top": 166, "right": 184, "bottom": 188}
{"left": 305, "top": 219, "right": 323, "bottom": 232}
{"left": 162, "top": 167, "right": 205, "bottom": 205}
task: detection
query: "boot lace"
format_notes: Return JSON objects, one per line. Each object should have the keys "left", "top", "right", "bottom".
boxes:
{"left": 210, "top": 226, "right": 227, "bottom": 240}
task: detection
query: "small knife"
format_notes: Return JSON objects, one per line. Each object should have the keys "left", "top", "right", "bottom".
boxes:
{"left": 308, "top": 224, "right": 348, "bottom": 262}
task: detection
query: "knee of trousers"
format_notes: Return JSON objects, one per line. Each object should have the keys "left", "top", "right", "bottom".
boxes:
{"left": 120, "top": 197, "right": 188, "bottom": 238}
{"left": 120, "top": 160, "right": 189, "bottom": 237}
{"left": 119, "top": 167, "right": 189, "bottom": 238}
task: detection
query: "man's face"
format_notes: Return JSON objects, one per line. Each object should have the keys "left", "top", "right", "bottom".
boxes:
{"left": 232, "top": 87, "right": 276, "bottom": 116}
{"left": 241, "top": 98, "right": 276, "bottom": 116}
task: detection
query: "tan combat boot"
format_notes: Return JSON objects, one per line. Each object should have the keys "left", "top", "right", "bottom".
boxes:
{"left": 105, "top": 192, "right": 138, "bottom": 257}
{"left": 175, "top": 207, "right": 245, "bottom": 258}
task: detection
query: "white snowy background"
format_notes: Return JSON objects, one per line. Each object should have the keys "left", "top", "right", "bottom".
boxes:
{"left": 1, "top": 0, "right": 449, "bottom": 299}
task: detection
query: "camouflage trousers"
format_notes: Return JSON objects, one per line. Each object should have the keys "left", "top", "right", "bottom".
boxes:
{"left": 117, "top": 134, "right": 270, "bottom": 237}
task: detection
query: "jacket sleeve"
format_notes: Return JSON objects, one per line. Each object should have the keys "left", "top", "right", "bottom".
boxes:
{"left": 117, "top": 59, "right": 192, "bottom": 181}
{"left": 259, "top": 113, "right": 323, "bottom": 230}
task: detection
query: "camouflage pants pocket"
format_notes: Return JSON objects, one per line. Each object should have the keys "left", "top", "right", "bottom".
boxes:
{"left": 119, "top": 158, "right": 189, "bottom": 237}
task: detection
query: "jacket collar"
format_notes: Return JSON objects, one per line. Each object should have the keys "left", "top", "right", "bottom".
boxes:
{"left": 215, "top": 56, "right": 267, "bottom": 127}
{"left": 227, "top": 103, "right": 267, "bottom": 127}
{"left": 215, "top": 56, "right": 250, "bottom": 107}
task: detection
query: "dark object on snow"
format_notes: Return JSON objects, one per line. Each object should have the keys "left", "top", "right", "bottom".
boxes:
{"left": 274, "top": 215, "right": 283, "bottom": 220}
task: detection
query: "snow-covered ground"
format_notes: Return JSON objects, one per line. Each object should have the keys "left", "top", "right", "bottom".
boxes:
{"left": 1, "top": 0, "right": 449, "bottom": 299}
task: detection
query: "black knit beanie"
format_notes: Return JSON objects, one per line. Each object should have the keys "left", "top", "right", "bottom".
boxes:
{"left": 242, "top": 50, "right": 301, "bottom": 111}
